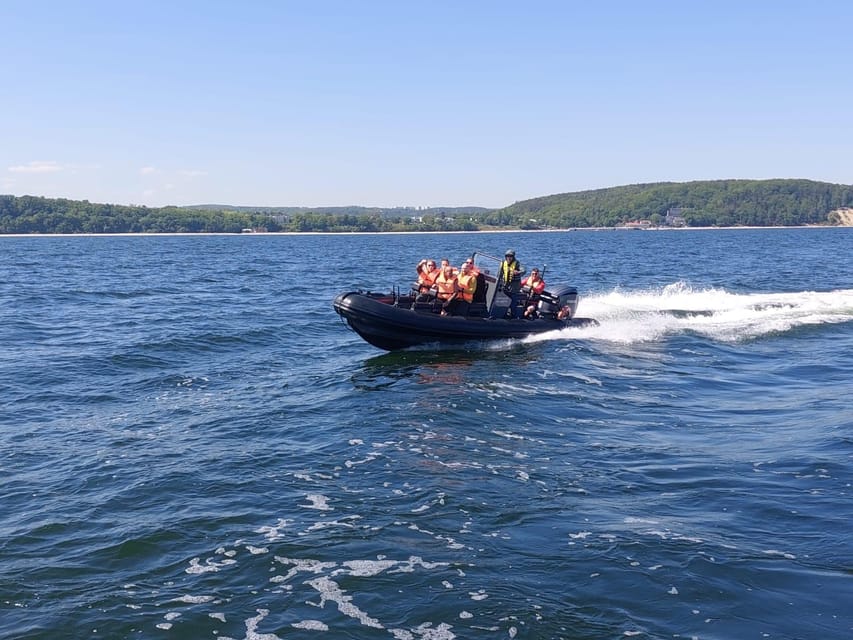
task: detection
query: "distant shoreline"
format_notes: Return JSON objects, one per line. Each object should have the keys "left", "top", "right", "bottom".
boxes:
{"left": 0, "top": 225, "right": 847, "bottom": 238}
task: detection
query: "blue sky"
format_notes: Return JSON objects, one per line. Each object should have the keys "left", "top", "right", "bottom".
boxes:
{"left": 2, "top": 1, "right": 851, "bottom": 208}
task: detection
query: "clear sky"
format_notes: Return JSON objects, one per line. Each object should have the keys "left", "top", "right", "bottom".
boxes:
{"left": 2, "top": 0, "right": 851, "bottom": 209}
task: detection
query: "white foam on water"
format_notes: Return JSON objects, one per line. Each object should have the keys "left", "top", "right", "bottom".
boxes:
{"left": 307, "top": 576, "right": 384, "bottom": 629}
{"left": 492, "top": 430, "right": 524, "bottom": 441}
{"left": 172, "top": 594, "right": 215, "bottom": 604}
{"left": 302, "top": 494, "right": 333, "bottom": 511}
{"left": 256, "top": 518, "right": 292, "bottom": 541}
{"left": 245, "top": 545, "right": 269, "bottom": 555}
{"left": 337, "top": 559, "right": 398, "bottom": 577}
{"left": 292, "top": 619, "right": 329, "bottom": 631}
{"left": 304, "top": 515, "right": 361, "bottom": 533}
{"left": 344, "top": 451, "right": 381, "bottom": 468}
{"left": 271, "top": 557, "right": 337, "bottom": 582}
{"left": 157, "top": 509, "right": 469, "bottom": 639}
{"left": 245, "top": 608, "right": 281, "bottom": 640}
{"left": 524, "top": 283, "right": 853, "bottom": 345}
{"left": 185, "top": 556, "right": 236, "bottom": 574}
{"left": 399, "top": 622, "right": 456, "bottom": 639}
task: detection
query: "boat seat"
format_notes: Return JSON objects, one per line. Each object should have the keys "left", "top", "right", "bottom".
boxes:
{"left": 473, "top": 273, "right": 487, "bottom": 303}
{"left": 413, "top": 301, "right": 442, "bottom": 314}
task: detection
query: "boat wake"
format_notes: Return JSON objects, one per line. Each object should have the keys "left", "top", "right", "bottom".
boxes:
{"left": 524, "top": 282, "right": 853, "bottom": 345}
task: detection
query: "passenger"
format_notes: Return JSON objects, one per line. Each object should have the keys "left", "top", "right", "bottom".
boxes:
{"left": 521, "top": 268, "right": 546, "bottom": 318}
{"left": 416, "top": 259, "right": 439, "bottom": 296}
{"left": 447, "top": 261, "right": 478, "bottom": 316}
{"left": 440, "top": 257, "right": 458, "bottom": 277}
{"left": 499, "top": 249, "right": 526, "bottom": 318}
{"left": 434, "top": 264, "right": 458, "bottom": 315}
{"left": 467, "top": 258, "right": 488, "bottom": 304}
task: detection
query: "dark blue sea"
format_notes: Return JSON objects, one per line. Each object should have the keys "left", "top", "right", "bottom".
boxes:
{"left": 2, "top": 228, "right": 852, "bottom": 640}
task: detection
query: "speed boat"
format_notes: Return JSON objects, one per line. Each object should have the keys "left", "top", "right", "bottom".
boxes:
{"left": 333, "top": 251, "right": 596, "bottom": 351}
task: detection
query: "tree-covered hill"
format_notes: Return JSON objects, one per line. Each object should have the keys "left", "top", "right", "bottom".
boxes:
{"left": 184, "top": 204, "right": 492, "bottom": 219}
{"left": 491, "top": 179, "right": 853, "bottom": 228}
{"left": 1, "top": 179, "right": 851, "bottom": 234}
{"left": 0, "top": 196, "right": 486, "bottom": 233}
{"left": 0, "top": 196, "right": 276, "bottom": 234}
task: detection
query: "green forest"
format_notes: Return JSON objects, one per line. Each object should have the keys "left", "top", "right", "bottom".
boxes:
{"left": 1, "top": 179, "right": 851, "bottom": 234}
{"left": 498, "top": 179, "right": 853, "bottom": 228}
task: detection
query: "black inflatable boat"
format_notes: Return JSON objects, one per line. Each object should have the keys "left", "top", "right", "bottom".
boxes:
{"left": 333, "top": 251, "right": 596, "bottom": 351}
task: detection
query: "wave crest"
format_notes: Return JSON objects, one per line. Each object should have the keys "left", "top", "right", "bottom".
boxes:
{"left": 537, "top": 283, "right": 853, "bottom": 344}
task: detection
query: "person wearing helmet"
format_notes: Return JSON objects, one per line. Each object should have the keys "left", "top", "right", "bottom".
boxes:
{"left": 499, "top": 249, "right": 526, "bottom": 318}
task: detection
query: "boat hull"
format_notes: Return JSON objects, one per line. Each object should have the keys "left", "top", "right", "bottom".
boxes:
{"left": 333, "top": 291, "right": 595, "bottom": 351}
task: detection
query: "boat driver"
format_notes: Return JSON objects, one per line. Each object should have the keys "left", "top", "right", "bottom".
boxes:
{"left": 499, "top": 249, "right": 526, "bottom": 318}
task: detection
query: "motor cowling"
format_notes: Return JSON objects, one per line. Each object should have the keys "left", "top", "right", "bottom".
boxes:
{"left": 537, "top": 285, "right": 578, "bottom": 319}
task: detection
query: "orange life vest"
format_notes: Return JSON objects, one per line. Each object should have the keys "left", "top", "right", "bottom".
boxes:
{"left": 434, "top": 272, "right": 457, "bottom": 300}
{"left": 418, "top": 267, "right": 439, "bottom": 291}
{"left": 456, "top": 272, "right": 477, "bottom": 303}
{"left": 522, "top": 275, "right": 545, "bottom": 295}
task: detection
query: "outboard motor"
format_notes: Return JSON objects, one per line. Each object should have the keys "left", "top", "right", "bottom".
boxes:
{"left": 538, "top": 285, "right": 578, "bottom": 319}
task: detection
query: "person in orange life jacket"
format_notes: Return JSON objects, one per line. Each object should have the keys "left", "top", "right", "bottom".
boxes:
{"left": 521, "top": 268, "right": 546, "bottom": 318}
{"left": 499, "top": 249, "right": 526, "bottom": 318}
{"left": 446, "top": 261, "right": 478, "bottom": 316}
{"left": 462, "top": 257, "right": 480, "bottom": 276}
{"left": 434, "top": 264, "right": 458, "bottom": 315}
{"left": 416, "top": 259, "right": 439, "bottom": 296}
{"left": 439, "top": 257, "right": 458, "bottom": 277}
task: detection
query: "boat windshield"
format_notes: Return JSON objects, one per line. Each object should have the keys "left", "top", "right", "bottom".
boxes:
{"left": 471, "top": 251, "right": 501, "bottom": 277}
{"left": 469, "top": 251, "right": 508, "bottom": 314}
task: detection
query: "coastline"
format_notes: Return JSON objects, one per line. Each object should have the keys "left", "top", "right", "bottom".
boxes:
{"left": 0, "top": 225, "right": 848, "bottom": 238}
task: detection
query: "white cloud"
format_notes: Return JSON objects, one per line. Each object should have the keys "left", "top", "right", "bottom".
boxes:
{"left": 8, "top": 160, "right": 63, "bottom": 173}
{"left": 179, "top": 169, "right": 207, "bottom": 178}
{"left": 140, "top": 166, "right": 157, "bottom": 175}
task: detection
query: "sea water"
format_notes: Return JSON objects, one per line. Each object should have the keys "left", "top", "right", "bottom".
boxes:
{"left": 1, "top": 228, "right": 851, "bottom": 639}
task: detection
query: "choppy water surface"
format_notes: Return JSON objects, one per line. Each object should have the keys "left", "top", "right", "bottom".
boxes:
{"left": 1, "top": 229, "right": 852, "bottom": 639}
